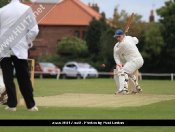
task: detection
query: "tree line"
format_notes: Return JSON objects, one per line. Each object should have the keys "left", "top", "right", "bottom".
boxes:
{"left": 1, "top": 0, "right": 175, "bottom": 73}
{"left": 57, "top": 0, "right": 175, "bottom": 73}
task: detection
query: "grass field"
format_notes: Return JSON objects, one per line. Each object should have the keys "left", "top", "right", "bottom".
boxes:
{"left": 0, "top": 78, "right": 175, "bottom": 131}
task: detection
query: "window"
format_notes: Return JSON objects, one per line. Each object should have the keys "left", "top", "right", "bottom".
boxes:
{"left": 74, "top": 30, "right": 79, "bottom": 38}
{"left": 82, "top": 31, "right": 86, "bottom": 40}
{"left": 57, "top": 39, "right": 61, "bottom": 43}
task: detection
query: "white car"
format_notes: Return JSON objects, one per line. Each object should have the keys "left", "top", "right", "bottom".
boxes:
{"left": 62, "top": 62, "right": 98, "bottom": 79}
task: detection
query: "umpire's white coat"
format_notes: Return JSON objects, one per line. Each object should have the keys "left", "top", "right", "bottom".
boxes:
{"left": 0, "top": 0, "right": 39, "bottom": 59}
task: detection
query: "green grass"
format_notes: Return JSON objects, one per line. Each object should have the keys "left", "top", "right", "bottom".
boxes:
{"left": 1, "top": 79, "right": 175, "bottom": 131}
{"left": 32, "top": 79, "right": 175, "bottom": 96}
{"left": 1, "top": 126, "right": 175, "bottom": 132}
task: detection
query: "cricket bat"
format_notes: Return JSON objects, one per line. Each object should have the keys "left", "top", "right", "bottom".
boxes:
{"left": 124, "top": 13, "right": 134, "bottom": 33}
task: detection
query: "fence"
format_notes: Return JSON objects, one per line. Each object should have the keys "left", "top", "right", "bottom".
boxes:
{"left": 139, "top": 73, "right": 175, "bottom": 81}
{"left": 98, "top": 72, "right": 175, "bottom": 81}
{"left": 31, "top": 71, "right": 175, "bottom": 81}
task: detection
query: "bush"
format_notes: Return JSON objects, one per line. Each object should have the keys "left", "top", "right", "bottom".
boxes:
{"left": 57, "top": 36, "right": 88, "bottom": 58}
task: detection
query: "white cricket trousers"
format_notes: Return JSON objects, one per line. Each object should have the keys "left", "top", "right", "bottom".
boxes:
{"left": 123, "top": 57, "right": 144, "bottom": 75}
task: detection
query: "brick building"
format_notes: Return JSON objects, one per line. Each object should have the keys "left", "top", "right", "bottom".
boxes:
{"left": 24, "top": 0, "right": 107, "bottom": 59}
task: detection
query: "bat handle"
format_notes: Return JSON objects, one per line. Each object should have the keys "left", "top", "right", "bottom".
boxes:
{"left": 125, "top": 27, "right": 129, "bottom": 34}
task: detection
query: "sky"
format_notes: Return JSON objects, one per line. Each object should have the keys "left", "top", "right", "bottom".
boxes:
{"left": 31, "top": 0, "right": 169, "bottom": 22}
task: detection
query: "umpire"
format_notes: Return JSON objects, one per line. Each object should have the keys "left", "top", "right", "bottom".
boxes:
{"left": 0, "top": 0, "right": 39, "bottom": 111}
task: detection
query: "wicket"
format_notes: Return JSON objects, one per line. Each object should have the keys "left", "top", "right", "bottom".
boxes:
{"left": 17, "top": 59, "right": 35, "bottom": 106}
{"left": 128, "top": 70, "right": 139, "bottom": 92}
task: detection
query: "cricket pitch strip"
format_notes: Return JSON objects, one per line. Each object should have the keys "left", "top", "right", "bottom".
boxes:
{"left": 21, "top": 93, "right": 175, "bottom": 108}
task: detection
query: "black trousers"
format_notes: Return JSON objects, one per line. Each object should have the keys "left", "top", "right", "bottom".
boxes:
{"left": 1, "top": 56, "right": 35, "bottom": 109}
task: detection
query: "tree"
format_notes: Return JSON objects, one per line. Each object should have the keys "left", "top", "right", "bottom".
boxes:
{"left": 111, "top": 10, "right": 148, "bottom": 38}
{"left": 57, "top": 36, "right": 88, "bottom": 58}
{"left": 0, "top": 0, "right": 30, "bottom": 8}
{"left": 99, "top": 27, "right": 116, "bottom": 71}
{"left": 84, "top": 16, "right": 118, "bottom": 71}
{"left": 142, "top": 23, "right": 165, "bottom": 58}
{"left": 84, "top": 17, "right": 107, "bottom": 62}
{"left": 140, "top": 23, "right": 165, "bottom": 72}
{"left": 0, "top": 0, "right": 8, "bottom": 7}
{"left": 156, "top": 0, "right": 175, "bottom": 72}
{"left": 85, "top": 15, "right": 109, "bottom": 62}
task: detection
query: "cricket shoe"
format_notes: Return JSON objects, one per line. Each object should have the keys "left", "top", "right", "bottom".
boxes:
{"left": 129, "top": 87, "right": 143, "bottom": 95}
{"left": 128, "top": 90, "right": 137, "bottom": 95}
{"left": 5, "top": 106, "right": 16, "bottom": 111}
{"left": 28, "top": 106, "right": 39, "bottom": 111}
{"left": 115, "top": 90, "right": 129, "bottom": 95}
{"left": 135, "top": 86, "right": 143, "bottom": 93}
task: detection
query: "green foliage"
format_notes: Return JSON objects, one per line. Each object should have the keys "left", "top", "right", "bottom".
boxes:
{"left": 33, "top": 0, "right": 175, "bottom": 73}
{"left": 156, "top": 0, "right": 175, "bottom": 72}
{"left": 142, "top": 23, "right": 165, "bottom": 58}
{"left": 84, "top": 17, "right": 102, "bottom": 61}
{"left": 0, "top": 0, "right": 30, "bottom": 8}
{"left": 35, "top": 52, "right": 67, "bottom": 69}
{"left": 84, "top": 16, "right": 116, "bottom": 71}
{"left": 36, "top": 52, "right": 52, "bottom": 62}
{"left": 0, "top": 0, "right": 8, "bottom": 7}
{"left": 57, "top": 36, "right": 88, "bottom": 58}
{"left": 99, "top": 28, "right": 116, "bottom": 71}
{"left": 139, "top": 23, "right": 165, "bottom": 73}
{"left": 111, "top": 10, "right": 148, "bottom": 37}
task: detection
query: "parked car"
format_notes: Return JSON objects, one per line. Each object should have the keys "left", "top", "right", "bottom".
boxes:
{"left": 62, "top": 61, "right": 98, "bottom": 79}
{"left": 34, "top": 62, "right": 60, "bottom": 78}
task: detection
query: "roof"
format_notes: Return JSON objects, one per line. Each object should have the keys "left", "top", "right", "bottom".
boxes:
{"left": 24, "top": 0, "right": 102, "bottom": 26}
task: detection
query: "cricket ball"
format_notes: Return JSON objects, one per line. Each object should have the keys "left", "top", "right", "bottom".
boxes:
{"left": 101, "top": 64, "right": 105, "bottom": 68}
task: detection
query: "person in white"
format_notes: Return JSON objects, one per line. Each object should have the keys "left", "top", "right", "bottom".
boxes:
{"left": 113, "top": 54, "right": 127, "bottom": 94}
{"left": 113, "top": 29, "right": 143, "bottom": 94}
{"left": 0, "top": 0, "right": 39, "bottom": 111}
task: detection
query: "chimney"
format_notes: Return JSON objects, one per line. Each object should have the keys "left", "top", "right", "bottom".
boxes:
{"left": 88, "top": 3, "right": 91, "bottom": 7}
{"left": 149, "top": 10, "right": 154, "bottom": 22}
{"left": 113, "top": 8, "right": 117, "bottom": 18}
{"left": 91, "top": 3, "right": 99, "bottom": 13}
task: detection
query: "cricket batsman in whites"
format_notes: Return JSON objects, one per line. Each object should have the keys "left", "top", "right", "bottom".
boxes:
{"left": 113, "top": 29, "right": 144, "bottom": 94}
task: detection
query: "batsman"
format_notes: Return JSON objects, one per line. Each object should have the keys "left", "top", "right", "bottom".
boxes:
{"left": 113, "top": 29, "right": 144, "bottom": 94}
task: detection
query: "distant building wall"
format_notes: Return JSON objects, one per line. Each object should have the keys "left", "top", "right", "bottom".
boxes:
{"left": 29, "top": 25, "right": 87, "bottom": 58}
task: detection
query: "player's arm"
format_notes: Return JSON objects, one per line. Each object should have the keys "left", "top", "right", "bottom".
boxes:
{"left": 26, "top": 7, "right": 39, "bottom": 46}
{"left": 113, "top": 44, "right": 121, "bottom": 65}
